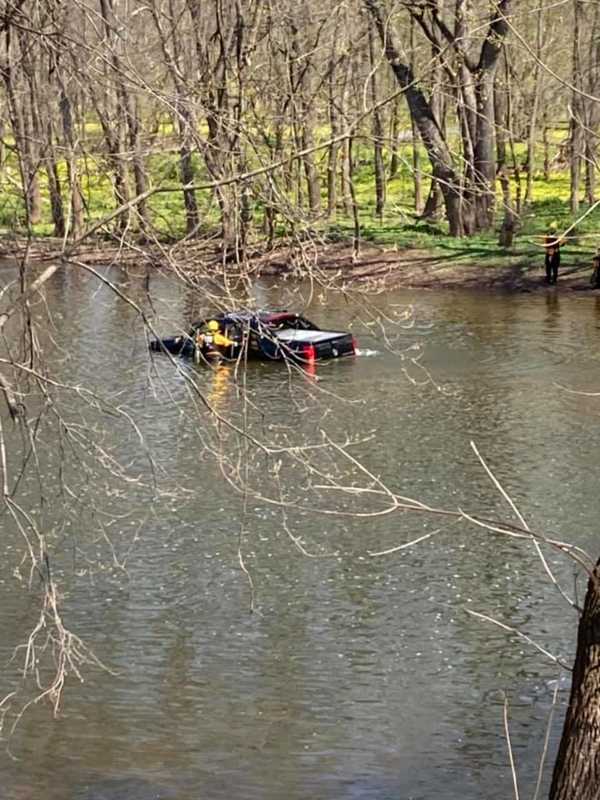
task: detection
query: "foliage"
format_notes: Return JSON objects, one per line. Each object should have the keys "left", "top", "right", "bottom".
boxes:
{"left": 2, "top": 135, "right": 597, "bottom": 271}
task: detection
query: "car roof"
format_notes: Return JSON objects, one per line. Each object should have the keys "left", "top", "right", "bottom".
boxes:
{"left": 193, "top": 310, "right": 300, "bottom": 326}
{"left": 226, "top": 310, "right": 296, "bottom": 322}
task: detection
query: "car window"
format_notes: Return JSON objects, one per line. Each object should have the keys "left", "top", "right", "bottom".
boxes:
{"left": 266, "top": 315, "right": 316, "bottom": 331}
{"left": 223, "top": 322, "right": 243, "bottom": 341}
{"left": 296, "top": 316, "right": 317, "bottom": 330}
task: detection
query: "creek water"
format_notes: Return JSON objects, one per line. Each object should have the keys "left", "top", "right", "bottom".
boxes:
{"left": 1, "top": 265, "right": 599, "bottom": 800}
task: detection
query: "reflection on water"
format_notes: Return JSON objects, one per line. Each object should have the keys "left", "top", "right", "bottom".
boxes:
{"left": 0, "top": 268, "right": 599, "bottom": 800}
{"left": 206, "top": 364, "right": 234, "bottom": 411}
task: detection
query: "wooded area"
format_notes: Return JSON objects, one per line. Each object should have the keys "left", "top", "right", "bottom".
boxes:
{"left": 1, "top": 0, "right": 599, "bottom": 261}
{"left": 2, "top": 4, "right": 600, "bottom": 799}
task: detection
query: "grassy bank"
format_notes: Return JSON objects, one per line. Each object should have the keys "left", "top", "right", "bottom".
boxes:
{"left": 1, "top": 138, "right": 598, "bottom": 277}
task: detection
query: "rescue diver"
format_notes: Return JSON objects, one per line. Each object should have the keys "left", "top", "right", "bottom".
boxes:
{"left": 195, "top": 319, "right": 237, "bottom": 362}
{"left": 544, "top": 222, "right": 562, "bottom": 285}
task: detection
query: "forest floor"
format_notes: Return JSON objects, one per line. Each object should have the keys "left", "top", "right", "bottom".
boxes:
{"left": 2, "top": 235, "right": 598, "bottom": 294}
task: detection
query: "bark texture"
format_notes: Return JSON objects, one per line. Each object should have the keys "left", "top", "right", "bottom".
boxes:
{"left": 364, "top": 0, "right": 464, "bottom": 235}
{"left": 549, "top": 561, "right": 600, "bottom": 800}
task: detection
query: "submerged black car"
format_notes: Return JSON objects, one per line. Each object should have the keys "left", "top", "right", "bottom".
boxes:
{"left": 149, "top": 311, "right": 356, "bottom": 363}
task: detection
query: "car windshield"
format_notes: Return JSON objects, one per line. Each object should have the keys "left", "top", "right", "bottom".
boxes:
{"left": 266, "top": 315, "right": 316, "bottom": 331}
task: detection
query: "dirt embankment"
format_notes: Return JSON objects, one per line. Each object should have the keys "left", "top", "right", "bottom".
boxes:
{"left": 258, "top": 243, "right": 599, "bottom": 293}
{"left": 1, "top": 237, "right": 597, "bottom": 293}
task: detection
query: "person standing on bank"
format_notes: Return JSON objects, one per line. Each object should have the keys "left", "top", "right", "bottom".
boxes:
{"left": 591, "top": 249, "right": 600, "bottom": 288}
{"left": 544, "top": 222, "right": 562, "bottom": 285}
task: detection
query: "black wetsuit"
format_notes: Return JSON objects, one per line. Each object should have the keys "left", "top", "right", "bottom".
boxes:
{"left": 591, "top": 257, "right": 600, "bottom": 287}
{"left": 545, "top": 236, "right": 561, "bottom": 284}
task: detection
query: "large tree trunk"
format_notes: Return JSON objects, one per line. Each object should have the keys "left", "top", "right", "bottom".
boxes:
{"left": 347, "top": 135, "right": 360, "bottom": 258}
{"left": 178, "top": 118, "right": 200, "bottom": 236}
{"left": 300, "top": 123, "right": 321, "bottom": 217}
{"left": 421, "top": 45, "right": 445, "bottom": 221}
{"left": 472, "top": 2, "right": 511, "bottom": 230}
{"left": 326, "top": 12, "right": 346, "bottom": 220}
{"left": 1, "top": 37, "right": 40, "bottom": 228}
{"left": 549, "top": 560, "right": 600, "bottom": 799}
{"left": 96, "top": 0, "right": 132, "bottom": 232}
{"left": 496, "top": 76, "right": 515, "bottom": 248}
{"left": 99, "top": 0, "right": 148, "bottom": 233}
{"left": 44, "top": 119, "right": 66, "bottom": 238}
{"left": 583, "top": 0, "right": 600, "bottom": 205}
{"left": 409, "top": 17, "right": 421, "bottom": 215}
{"left": 525, "top": 6, "right": 544, "bottom": 204}
{"left": 287, "top": 19, "right": 321, "bottom": 218}
{"left": 570, "top": 0, "right": 583, "bottom": 214}
{"left": 369, "top": 24, "right": 386, "bottom": 219}
{"left": 150, "top": 0, "right": 199, "bottom": 237}
{"left": 326, "top": 57, "right": 341, "bottom": 220}
{"left": 584, "top": 136, "right": 596, "bottom": 205}
{"left": 364, "top": 0, "right": 465, "bottom": 236}
{"left": 411, "top": 117, "right": 422, "bottom": 215}
{"left": 123, "top": 92, "right": 149, "bottom": 231}
{"left": 20, "top": 80, "right": 42, "bottom": 225}
{"left": 58, "top": 81, "right": 85, "bottom": 239}
{"left": 389, "top": 97, "right": 400, "bottom": 179}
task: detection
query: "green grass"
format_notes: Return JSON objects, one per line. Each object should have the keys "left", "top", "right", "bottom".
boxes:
{"left": 1, "top": 134, "right": 598, "bottom": 272}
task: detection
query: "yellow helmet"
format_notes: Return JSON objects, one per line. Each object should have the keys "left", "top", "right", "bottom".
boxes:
{"left": 549, "top": 221, "right": 558, "bottom": 231}
{"left": 206, "top": 320, "right": 219, "bottom": 332}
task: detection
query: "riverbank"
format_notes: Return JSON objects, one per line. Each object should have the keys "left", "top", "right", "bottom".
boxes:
{"left": 257, "top": 242, "right": 599, "bottom": 293}
{"left": 1, "top": 235, "right": 597, "bottom": 293}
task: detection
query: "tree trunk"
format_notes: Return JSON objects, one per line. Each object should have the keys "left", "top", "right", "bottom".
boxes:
{"left": 497, "top": 169, "right": 516, "bottom": 248}
{"left": 340, "top": 54, "right": 353, "bottom": 217}
{"left": 92, "top": 96, "right": 131, "bottom": 232}
{"left": 300, "top": 123, "right": 321, "bottom": 217}
{"left": 0, "top": 117, "right": 4, "bottom": 177}
{"left": 472, "top": 2, "right": 511, "bottom": 230}
{"left": 411, "top": 117, "right": 422, "bottom": 215}
{"left": 150, "top": 0, "right": 199, "bottom": 237}
{"left": 494, "top": 74, "right": 507, "bottom": 174}
{"left": 58, "top": 84, "right": 85, "bottom": 238}
{"left": 179, "top": 126, "right": 199, "bottom": 236}
{"left": 421, "top": 44, "right": 444, "bottom": 221}
{"left": 1, "top": 48, "right": 38, "bottom": 228}
{"left": 44, "top": 119, "right": 65, "bottom": 238}
{"left": 525, "top": 6, "right": 544, "bottom": 204}
{"left": 364, "top": 0, "right": 465, "bottom": 236}
{"left": 101, "top": 0, "right": 148, "bottom": 232}
{"left": 123, "top": 92, "right": 149, "bottom": 231}
{"left": 421, "top": 180, "right": 443, "bottom": 221}
{"left": 327, "top": 67, "right": 341, "bottom": 220}
{"left": 584, "top": 137, "right": 596, "bottom": 205}
{"left": 369, "top": 24, "right": 385, "bottom": 219}
{"left": 96, "top": 0, "right": 132, "bottom": 232}
{"left": 341, "top": 137, "right": 353, "bottom": 217}
{"left": 570, "top": 119, "right": 583, "bottom": 215}
{"left": 570, "top": 0, "right": 583, "bottom": 214}
{"left": 582, "top": 0, "right": 600, "bottom": 205}
{"left": 347, "top": 136, "right": 360, "bottom": 259}
{"left": 409, "top": 17, "right": 421, "bottom": 215}
{"left": 21, "top": 93, "right": 42, "bottom": 224}
{"left": 327, "top": 16, "right": 345, "bottom": 220}
{"left": 389, "top": 97, "right": 400, "bottom": 179}
{"left": 549, "top": 560, "right": 600, "bottom": 799}
{"left": 496, "top": 81, "right": 515, "bottom": 248}
{"left": 543, "top": 122, "right": 551, "bottom": 181}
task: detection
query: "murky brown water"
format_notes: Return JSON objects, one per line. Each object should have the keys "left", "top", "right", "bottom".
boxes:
{"left": 1, "top": 265, "right": 598, "bottom": 799}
